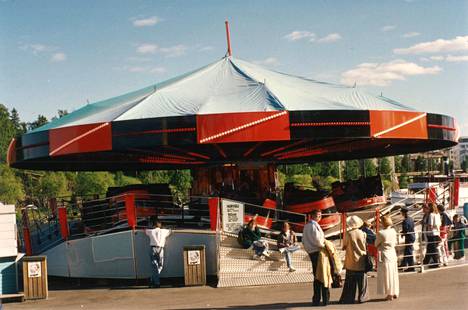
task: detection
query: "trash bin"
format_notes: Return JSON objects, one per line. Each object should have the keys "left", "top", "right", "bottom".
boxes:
{"left": 22, "top": 256, "right": 48, "bottom": 300}
{"left": 464, "top": 203, "right": 468, "bottom": 220}
{"left": 183, "top": 245, "right": 206, "bottom": 286}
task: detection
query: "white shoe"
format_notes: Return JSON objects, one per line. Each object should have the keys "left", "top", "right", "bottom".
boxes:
{"left": 260, "top": 256, "right": 266, "bottom": 261}
{"left": 252, "top": 254, "right": 260, "bottom": 260}
{"left": 289, "top": 267, "right": 296, "bottom": 272}
{"left": 263, "top": 251, "right": 270, "bottom": 257}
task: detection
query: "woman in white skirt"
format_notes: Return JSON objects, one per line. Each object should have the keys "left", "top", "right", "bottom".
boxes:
{"left": 375, "top": 216, "right": 399, "bottom": 301}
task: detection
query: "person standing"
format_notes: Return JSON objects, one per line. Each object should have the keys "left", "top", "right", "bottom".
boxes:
{"left": 451, "top": 214, "right": 466, "bottom": 260}
{"left": 422, "top": 203, "right": 441, "bottom": 268}
{"left": 145, "top": 221, "right": 172, "bottom": 287}
{"left": 339, "top": 215, "right": 369, "bottom": 304}
{"left": 375, "top": 216, "right": 399, "bottom": 301}
{"left": 437, "top": 205, "right": 452, "bottom": 266}
{"left": 277, "top": 222, "right": 300, "bottom": 272}
{"left": 303, "top": 209, "right": 328, "bottom": 306}
{"left": 399, "top": 207, "right": 415, "bottom": 272}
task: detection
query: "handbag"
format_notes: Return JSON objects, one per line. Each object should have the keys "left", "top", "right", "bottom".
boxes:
{"left": 332, "top": 273, "right": 342, "bottom": 288}
{"left": 364, "top": 254, "right": 373, "bottom": 272}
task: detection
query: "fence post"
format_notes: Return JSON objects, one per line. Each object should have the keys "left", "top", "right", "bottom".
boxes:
{"left": 208, "top": 197, "right": 220, "bottom": 231}
{"left": 58, "top": 207, "right": 69, "bottom": 240}
{"left": 341, "top": 212, "right": 347, "bottom": 246}
{"left": 375, "top": 208, "right": 380, "bottom": 233}
{"left": 125, "top": 194, "right": 137, "bottom": 229}
{"left": 21, "top": 209, "right": 32, "bottom": 256}
{"left": 419, "top": 231, "right": 425, "bottom": 273}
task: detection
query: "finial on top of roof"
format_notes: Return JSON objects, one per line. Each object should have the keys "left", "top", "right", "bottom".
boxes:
{"left": 225, "top": 21, "right": 232, "bottom": 57}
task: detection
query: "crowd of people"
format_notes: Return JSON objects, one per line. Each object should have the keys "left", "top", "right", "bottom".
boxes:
{"left": 235, "top": 203, "right": 466, "bottom": 306}
{"left": 144, "top": 202, "right": 466, "bottom": 306}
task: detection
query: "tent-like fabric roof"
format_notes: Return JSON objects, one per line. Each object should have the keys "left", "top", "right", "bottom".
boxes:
{"left": 8, "top": 56, "right": 457, "bottom": 171}
{"left": 34, "top": 57, "right": 412, "bottom": 132}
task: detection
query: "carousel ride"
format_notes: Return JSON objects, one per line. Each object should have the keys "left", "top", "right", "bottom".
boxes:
{"left": 8, "top": 22, "right": 458, "bottom": 245}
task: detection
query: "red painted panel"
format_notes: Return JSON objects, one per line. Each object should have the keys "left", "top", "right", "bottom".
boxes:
{"left": 369, "top": 110, "right": 428, "bottom": 139}
{"left": 454, "top": 178, "right": 460, "bottom": 207}
{"left": 49, "top": 123, "right": 112, "bottom": 156}
{"left": 208, "top": 197, "right": 220, "bottom": 231}
{"left": 197, "top": 111, "right": 290, "bottom": 144}
{"left": 58, "top": 207, "right": 69, "bottom": 240}
{"left": 125, "top": 194, "right": 137, "bottom": 229}
{"left": 6, "top": 138, "right": 16, "bottom": 165}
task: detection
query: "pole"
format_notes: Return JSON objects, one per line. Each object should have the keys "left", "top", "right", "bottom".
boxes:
{"left": 225, "top": 21, "right": 232, "bottom": 56}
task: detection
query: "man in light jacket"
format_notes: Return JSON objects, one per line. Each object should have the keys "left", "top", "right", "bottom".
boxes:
{"left": 303, "top": 209, "right": 328, "bottom": 306}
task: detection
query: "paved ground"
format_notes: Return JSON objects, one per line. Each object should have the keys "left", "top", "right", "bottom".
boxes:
{"left": 3, "top": 265, "right": 468, "bottom": 310}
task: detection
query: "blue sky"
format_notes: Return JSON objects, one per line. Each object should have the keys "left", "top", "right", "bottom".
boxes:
{"left": 1, "top": 0, "right": 467, "bottom": 134}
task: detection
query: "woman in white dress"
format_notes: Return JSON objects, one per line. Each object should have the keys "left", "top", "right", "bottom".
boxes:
{"left": 375, "top": 216, "right": 399, "bottom": 301}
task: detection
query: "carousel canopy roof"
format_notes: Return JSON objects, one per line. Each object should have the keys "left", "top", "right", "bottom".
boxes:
{"left": 8, "top": 56, "right": 457, "bottom": 171}
{"left": 34, "top": 56, "right": 412, "bottom": 132}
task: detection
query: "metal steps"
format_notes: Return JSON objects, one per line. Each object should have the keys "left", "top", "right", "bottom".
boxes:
{"left": 217, "top": 233, "right": 313, "bottom": 287}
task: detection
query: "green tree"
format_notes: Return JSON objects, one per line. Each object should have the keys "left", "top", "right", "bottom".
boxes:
{"left": 0, "top": 104, "right": 16, "bottom": 163}
{"left": 378, "top": 157, "right": 392, "bottom": 180}
{"left": 75, "top": 172, "right": 115, "bottom": 197}
{"left": 344, "top": 160, "right": 360, "bottom": 180}
{"left": 114, "top": 171, "right": 141, "bottom": 187}
{"left": 462, "top": 156, "right": 468, "bottom": 172}
{"left": 0, "top": 164, "right": 25, "bottom": 204}
{"left": 28, "top": 115, "right": 48, "bottom": 131}
{"left": 364, "top": 159, "right": 377, "bottom": 177}
{"left": 399, "top": 173, "right": 409, "bottom": 189}
{"left": 415, "top": 156, "right": 427, "bottom": 172}
{"left": 401, "top": 155, "right": 411, "bottom": 172}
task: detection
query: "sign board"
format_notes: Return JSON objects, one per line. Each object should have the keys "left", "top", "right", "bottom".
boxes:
{"left": 221, "top": 199, "right": 244, "bottom": 233}
{"left": 27, "top": 262, "right": 41, "bottom": 278}
{"left": 188, "top": 250, "right": 201, "bottom": 265}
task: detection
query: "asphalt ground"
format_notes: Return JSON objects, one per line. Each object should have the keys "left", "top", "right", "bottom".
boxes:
{"left": 3, "top": 265, "right": 468, "bottom": 310}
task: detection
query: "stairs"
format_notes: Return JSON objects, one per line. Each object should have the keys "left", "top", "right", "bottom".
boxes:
{"left": 217, "top": 233, "right": 313, "bottom": 287}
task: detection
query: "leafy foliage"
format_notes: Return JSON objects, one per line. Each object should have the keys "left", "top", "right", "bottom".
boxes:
{"left": 0, "top": 164, "right": 25, "bottom": 204}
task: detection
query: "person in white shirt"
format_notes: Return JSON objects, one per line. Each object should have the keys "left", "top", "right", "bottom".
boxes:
{"left": 422, "top": 203, "right": 441, "bottom": 269}
{"left": 303, "top": 209, "right": 328, "bottom": 306}
{"left": 145, "top": 221, "right": 172, "bottom": 287}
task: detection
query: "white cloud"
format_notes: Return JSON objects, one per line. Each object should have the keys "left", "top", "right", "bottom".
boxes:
{"left": 402, "top": 32, "right": 421, "bottom": 38}
{"left": 429, "top": 56, "right": 444, "bottom": 61}
{"left": 381, "top": 25, "right": 397, "bottom": 32}
{"left": 116, "top": 65, "right": 166, "bottom": 74}
{"left": 136, "top": 43, "right": 187, "bottom": 57}
{"left": 283, "top": 30, "right": 315, "bottom": 41}
{"left": 19, "top": 43, "right": 56, "bottom": 55}
{"left": 317, "top": 33, "right": 342, "bottom": 43}
{"left": 132, "top": 16, "right": 161, "bottom": 27}
{"left": 126, "top": 56, "right": 152, "bottom": 63}
{"left": 446, "top": 54, "right": 468, "bottom": 62}
{"left": 136, "top": 43, "right": 159, "bottom": 54}
{"left": 394, "top": 35, "right": 468, "bottom": 54}
{"left": 253, "top": 57, "right": 280, "bottom": 66}
{"left": 50, "top": 52, "right": 67, "bottom": 62}
{"left": 159, "top": 45, "right": 187, "bottom": 57}
{"left": 341, "top": 59, "right": 441, "bottom": 86}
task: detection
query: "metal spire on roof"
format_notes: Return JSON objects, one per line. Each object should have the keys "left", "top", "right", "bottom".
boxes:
{"left": 225, "top": 21, "right": 232, "bottom": 57}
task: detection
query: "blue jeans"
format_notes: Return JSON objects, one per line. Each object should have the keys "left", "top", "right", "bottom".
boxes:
{"left": 150, "top": 246, "right": 164, "bottom": 286}
{"left": 281, "top": 245, "right": 300, "bottom": 268}
{"left": 252, "top": 240, "right": 268, "bottom": 256}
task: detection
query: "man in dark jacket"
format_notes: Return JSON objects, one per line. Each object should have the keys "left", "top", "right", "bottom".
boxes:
{"left": 400, "top": 207, "right": 415, "bottom": 272}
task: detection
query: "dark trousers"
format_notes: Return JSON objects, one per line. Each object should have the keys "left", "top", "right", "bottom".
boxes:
{"left": 423, "top": 236, "right": 440, "bottom": 267}
{"left": 400, "top": 244, "right": 415, "bottom": 270}
{"left": 309, "top": 252, "right": 330, "bottom": 305}
{"left": 339, "top": 270, "right": 368, "bottom": 304}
